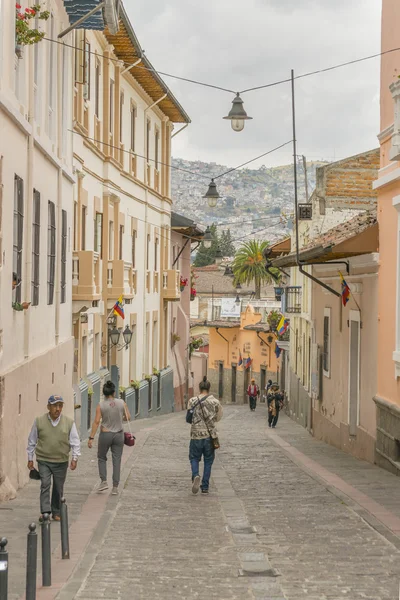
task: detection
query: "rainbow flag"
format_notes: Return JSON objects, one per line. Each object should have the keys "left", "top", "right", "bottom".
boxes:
{"left": 339, "top": 272, "right": 350, "bottom": 307}
{"left": 113, "top": 295, "right": 124, "bottom": 319}
{"left": 238, "top": 351, "right": 243, "bottom": 367}
{"left": 277, "top": 315, "right": 289, "bottom": 335}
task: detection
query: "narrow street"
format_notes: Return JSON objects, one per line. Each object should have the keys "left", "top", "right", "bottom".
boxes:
{"left": 2, "top": 406, "right": 400, "bottom": 600}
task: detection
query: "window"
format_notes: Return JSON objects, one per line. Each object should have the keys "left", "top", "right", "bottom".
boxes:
{"left": 81, "top": 206, "right": 86, "bottom": 250}
{"left": 47, "top": 201, "right": 56, "bottom": 305}
{"left": 94, "top": 213, "right": 103, "bottom": 258}
{"left": 83, "top": 39, "right": 90, "bottom": 99}
{"left": 119, "top": 225, "right": 124, "bottom": 260}
{"left": 109, "top": 221, "right": 114, "bottom": 260}
{"left": 48, "top": 14, "right": 55, "bottom": 138}
{"left": 31, "top": 190, "right": 40, "bottom": 306}
{"left": 155, "top": 129, "right": 159, "bottom": 170}
{"left": 61, "top": 44, "right": 69, "bottom": 157}
{"left": 323, "top": 308, "right": 331, "bottom": 377}
{"left": 146, "top": 120, "right": 151, "bottom": 162}
{"left": 130, "top": 105, "right": 136, "bottom": 151}
{"left": 61, "top": 210, "right": 67, "bottom": 304}
{"left": 146, "top": 234, "right": 150, "bottom": 270}
{"left": 13, "top": 175, "right": 24, "bottom": 304}
{"left": 154, "top": 238, "right": 159, "bottom": 271}
{"left": 0, "top": 156, "right": 3, "bottom": 268}
{"left": 94, "top": 59, "right": 100, "bottom": 117}
{"left": 33, "top": 16, "right": 40, "bottom": 122}
{"left": 131, "top": 230, "right": 136, "bottom": 268}
{"left": 73, "top": 202, "right": 77, "bottom": 251}
{"left": 119, "top": 92, "right": 124, "bottom": 140}
{"left": 109, "top": 80, "right": 114, "bottom": 134}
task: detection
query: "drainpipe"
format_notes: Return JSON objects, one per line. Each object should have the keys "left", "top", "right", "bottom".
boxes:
{"left": 171, "top": 123, "right": 189, "bottom": 139}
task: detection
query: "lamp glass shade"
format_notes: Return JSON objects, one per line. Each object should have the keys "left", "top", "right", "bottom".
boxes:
{"left": 231, "top": 119, "right": 245, "bottom": 132}
{"left": 235, "top": 294, "right": 241, "bottom": 305}
{"left": 122, "top": 325, "right": 133, "bottom": 346}
{"left": 235, "top": 282, "right": 242, "bottom": 292}
{"left": 109, "top": 326, "right": 120, "bottom": 346}
{"left": 207, "top": 196, "right": 218, "bottom": 208}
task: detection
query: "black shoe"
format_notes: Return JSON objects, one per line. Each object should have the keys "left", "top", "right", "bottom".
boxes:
{"left": 201, "top": 489, "right": 209, "bottom": 494}
{"left": 268, "top": 423, "right": 272, "bottom": 428}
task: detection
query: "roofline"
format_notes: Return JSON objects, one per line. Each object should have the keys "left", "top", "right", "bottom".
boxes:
{"left": 119, "top": 3, "right": 191, "bottom": 124}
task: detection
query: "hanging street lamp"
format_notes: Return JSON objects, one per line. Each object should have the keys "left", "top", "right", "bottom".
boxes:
{"left": 215, "top": 246, "right": 223, "bottom": 265}
{"left": 122, "top": 325, "right": 133, "bottom": 347}
{"left": 235, "top": 282, "right": 242, "bottom": 293}
{"left": 203, "top": 179, "right": 220, "bottom": 208}
{"left": 109, "top": 326, "right": 121, "bottom": 347}
{"left": 235, "top": 293, "right": 241, "bottom": 305}
{"left": 203, "top": 226, "right": 213, "bottom": 249}
{"left": 223, "top": 93, "right": 253, "bottom": 132}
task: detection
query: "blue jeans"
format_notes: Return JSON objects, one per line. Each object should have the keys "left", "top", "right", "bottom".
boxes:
{"left": 189, "top": 438, "right": 215, "bottom": 491}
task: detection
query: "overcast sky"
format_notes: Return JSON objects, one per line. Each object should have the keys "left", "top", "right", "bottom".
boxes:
{"left": 125, "top": 0, "right": 381, "bottom": 169}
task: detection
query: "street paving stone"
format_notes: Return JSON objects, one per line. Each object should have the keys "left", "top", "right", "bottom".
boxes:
{"left": 2, "top": 407, "right": 400, "bottom": 599}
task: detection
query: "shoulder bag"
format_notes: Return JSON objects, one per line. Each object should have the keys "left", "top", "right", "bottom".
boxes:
{"left": 198, "top": 398, "right": 220, "bottom": 450}
{"left": 186, "top": 395, "right": 207, "bottom": 424}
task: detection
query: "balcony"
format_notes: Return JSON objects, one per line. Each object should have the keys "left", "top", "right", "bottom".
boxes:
{"left": 162, "top": 269, "right": 180, "bottom": 301}
{"left": 72, "top": 251, "right": 101, "bottom": 301}
{"left": 107, "top": 260, "right": 135, "bottom": 299}
{"left": 282, "top": 286, "right": 302, "bottom": 314}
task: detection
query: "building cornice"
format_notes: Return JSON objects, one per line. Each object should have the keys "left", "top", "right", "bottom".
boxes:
{"left": 377, "top": 123, "right": 394, "bottom": 143}
{"left": 373, "top": 167, "right": 400, "bottom": 190}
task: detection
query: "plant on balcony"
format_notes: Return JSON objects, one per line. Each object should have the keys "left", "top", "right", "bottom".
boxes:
{"left": 130, "top": 380, "right": 140, "bottom": 389}
{"left": 87, "top": 386, "right": 93, "bottom": 396}
{"left": 153, "top": 367, "right": 160, "bottom": 376}
{"left": 190, "top": 287, "right": 197, "bottom": 301}
{"left": 144, "top": 374, "right": 152, "bottom": 382}
{"left": 15, "top": 4, "right": 50, "bottom": 56}
{"left": 188, "top": 337, "right": 203, "bottom": 358}
{"left": 180, "top": 276, "right": 188, "bottom": 292}
{"left": 267, "top": 310, "right": 281, "bottom": 332}
{"left": 172, "top": 333, "right": 181, "bottom": 345}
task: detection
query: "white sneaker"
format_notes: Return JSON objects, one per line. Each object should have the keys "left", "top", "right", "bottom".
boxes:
{"left": 97, "top": 481, "right": 109, "bottom": 492}
{"left": 192, "top": 475, "right": 201, "bottom": 495}
{"left": 111, "top": 487, "right": 118, "bottom": 495}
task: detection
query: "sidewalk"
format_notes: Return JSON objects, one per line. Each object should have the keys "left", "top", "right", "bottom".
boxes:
{"left": 2, "top": 406, "right": 400, "bottom": 599}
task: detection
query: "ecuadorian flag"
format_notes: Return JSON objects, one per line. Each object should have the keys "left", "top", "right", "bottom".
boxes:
{"left": 339, "top": 272, "right": 350, "bottom": 307}
{"left": 277, "top": 315, "right": 289, "bottom": 335}
{"left": 113, "top": 295, "right": 124, "bottom": 319}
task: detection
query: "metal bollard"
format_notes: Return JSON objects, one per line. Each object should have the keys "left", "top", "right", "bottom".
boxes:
{"left": 60, "top": 498, "right": 70, "bottom": 560}
{"left": 0, "top": 537, "right": 8, "bottom": 600}
{"left": 41, "top": 514, "right": 51, "bottom": 587}
{"left": 26, "top": 523, "right": 37, "bottom": 600}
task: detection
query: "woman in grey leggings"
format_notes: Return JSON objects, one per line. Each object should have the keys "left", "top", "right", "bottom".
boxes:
{"left": 88, "top": 380, "right": 131, "bottom": 495}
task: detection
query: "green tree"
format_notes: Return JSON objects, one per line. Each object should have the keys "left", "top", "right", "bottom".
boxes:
{"left": 219, "top": 229, "right": 235, "bottom": 257}
{"left": 193, "top": 224, "right": 219, "bottom": 267}
{"left": 231, "top": 239, "right": 279, "bottom": 299}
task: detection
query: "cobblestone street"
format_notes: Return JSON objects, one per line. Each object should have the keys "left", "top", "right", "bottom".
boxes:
{"left": 2, "top": 406, "right": 400, "bottom": 599}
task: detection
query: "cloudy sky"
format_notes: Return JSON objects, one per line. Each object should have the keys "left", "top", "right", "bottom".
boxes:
{"left": 126, "top": 0, "right": 381, "bottom": 168}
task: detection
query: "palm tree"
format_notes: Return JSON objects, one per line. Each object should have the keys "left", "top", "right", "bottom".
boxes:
{"left": 232, "top": 240, "right": 279, "bottom": 299}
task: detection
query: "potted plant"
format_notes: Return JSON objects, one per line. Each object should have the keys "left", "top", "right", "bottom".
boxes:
{"left": 180, "top": 276, "right": 188, "bottom": 292}
{"left": 15, "top": 3, "right": 50, "bottom": 58}
{"left": 130, "top": 379, "right": 140, "bottom": 390}
{"left": 267, "top": 309, "right": 281, "bottom": 332}
{"left": 144, "top": 374, "right": 152, "bottom": 382}
{"left": 152, "top": 367, "right": 160, "bottom": 377}
{"left": 172, "top": 333, "right": 181, "bottom": 345}
{"left": 119, "top": 386, "right": 126, "bottom": 400}
{"left": 190, "top": 287, "right": 197, "bottom": 301}
{"left": 188, "top": 337, "right": 203, "bottom": 358}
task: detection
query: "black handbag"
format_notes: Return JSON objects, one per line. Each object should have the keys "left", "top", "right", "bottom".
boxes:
{"left": 29, "top": 468, "right": 41, "bottom": 481}
{"left": 186, "top": 395, "right": 209, "bottom": 424}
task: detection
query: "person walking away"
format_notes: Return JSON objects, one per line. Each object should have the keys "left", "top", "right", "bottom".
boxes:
{"left": 267, "top": 383, "right": 284, "bottom": 428}
{"left": 247, "top": 378, "right": 260, "bottom": 411}
{"left": 88, "top": 380, "right": 131, "bottom": 495}
{"left": 27, "top": 395, "right": 80, "bottom": 521}
{"left": 187, "top": 376, "right": 223, "bottom": 495}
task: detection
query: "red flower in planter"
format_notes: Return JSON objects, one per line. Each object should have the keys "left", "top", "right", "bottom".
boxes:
{"left": 16, "top": 3, "right": 21, "bottom": 8}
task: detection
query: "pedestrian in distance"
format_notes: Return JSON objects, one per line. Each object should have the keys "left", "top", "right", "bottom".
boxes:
{"left": 266, "top": 379, "right": 273, "bottom": 394}
{"left": 267, "top": 383, "right": 284, "bottom": 428}
{"left": 27, "top": 395, "right": 80, "bottom": 521}
{"left": 247, "top": 378, "right": 260, "bottom": 411}
{"left": 88, "top": 380, "right": 131, "bottom": 495}
{"left": 186, "top": 376, "right": 223, "bottom": 495}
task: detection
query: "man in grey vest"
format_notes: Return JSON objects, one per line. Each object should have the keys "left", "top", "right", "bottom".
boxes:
{"left": 27, "top": 395, "right": 81, "bottom": 521}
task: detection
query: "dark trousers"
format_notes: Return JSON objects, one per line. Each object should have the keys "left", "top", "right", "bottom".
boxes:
{"left": 268, "top": 411, "right": 279, "bottom": 427}
{"left": 38, "top": 461, "right": 68, "bottom": 517}
{"left": 249, "top": 396, "right": 257, "bottom": 410}
{"left": 189, "top": 438, "right": 215, "bottom": 491}
{"left": 98, "top": 431, "right": 124, "bottom": 487}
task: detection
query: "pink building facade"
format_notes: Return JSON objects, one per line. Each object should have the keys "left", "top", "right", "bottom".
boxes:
{"left": 374, "top": 0, "right": 400, "bottom": 473}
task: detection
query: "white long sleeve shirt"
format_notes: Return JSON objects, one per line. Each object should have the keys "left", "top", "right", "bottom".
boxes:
{"left": 27, "top": 414, "right": 81, "bottom": 461}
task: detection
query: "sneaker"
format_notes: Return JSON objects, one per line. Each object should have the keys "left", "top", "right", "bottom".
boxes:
{"left": 111, "top": 487, "right": 118, "bottom": 495}
{"left": 268, "top": 423, "right": 272, "bottom": 428}
{"left": 97, "top": 481, "right": 109, "bottom": 492}
{"left": 272, "top": 425, "right": 276, "bottom": 429}
{"left": 192, "top": 475, "right": 201, "bottom": 495}
{"left": 201, "top": 489, "right": 209, "bottom": 495}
